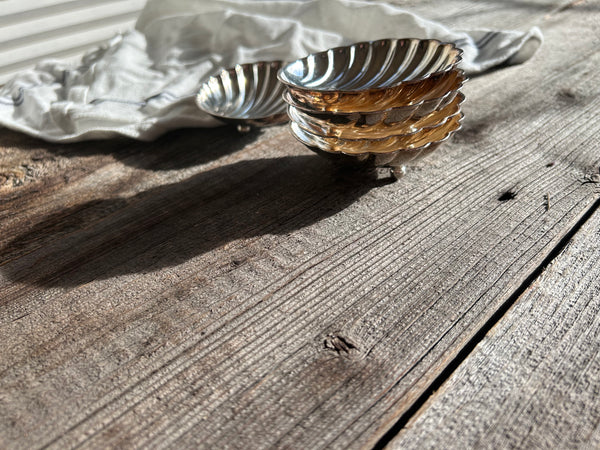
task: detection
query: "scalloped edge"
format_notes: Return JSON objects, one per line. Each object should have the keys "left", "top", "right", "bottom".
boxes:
{"left": 278, "top": 38, "right": 462, "bottom": 94}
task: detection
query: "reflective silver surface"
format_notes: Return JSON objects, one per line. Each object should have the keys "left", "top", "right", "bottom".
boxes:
{"left": 196, "top": 61, "right": 288, "bottom": 127}
{"left": 278, "top": 38, "right": 461, "bottom": 93}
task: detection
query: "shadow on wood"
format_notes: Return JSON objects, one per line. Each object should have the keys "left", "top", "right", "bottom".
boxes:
{"left": 1, "top": 155, "right": 392, "bottom": 288}
{"left": 0, "top": 125, "right": 262, "bottom": 172}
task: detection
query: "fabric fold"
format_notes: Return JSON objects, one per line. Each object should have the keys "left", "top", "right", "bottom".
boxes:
{"left": 0, "top": 0, "right": 543, "bottom": 142}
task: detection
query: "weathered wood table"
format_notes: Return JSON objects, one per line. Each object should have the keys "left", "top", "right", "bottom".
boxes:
{"left": 1, "top": 1, "right": 599, "bottom": 448}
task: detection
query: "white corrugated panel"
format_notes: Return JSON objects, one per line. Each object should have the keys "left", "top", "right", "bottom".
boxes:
{"left": 0, "top": 0, "right": 146, "bottom": 84}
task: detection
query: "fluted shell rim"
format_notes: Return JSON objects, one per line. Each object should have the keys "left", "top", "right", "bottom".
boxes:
{"left": 278, "top": 38, "right": 462, "bottom": 94}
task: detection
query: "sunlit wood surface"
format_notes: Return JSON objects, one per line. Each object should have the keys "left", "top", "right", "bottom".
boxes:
{"left": 1, "top": 1, "right": 599, "bottom": 448}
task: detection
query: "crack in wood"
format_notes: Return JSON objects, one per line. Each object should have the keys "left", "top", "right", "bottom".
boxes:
{"left": 544, "top": 193, "right": 551, "bottom": 212}
{"left": 557, "top": 0, "right": 587, "bottom": 12}
{"left": 373, "top": 195, "right": 600, "bottom": 450}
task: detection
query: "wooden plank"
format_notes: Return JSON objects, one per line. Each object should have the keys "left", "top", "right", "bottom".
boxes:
{"left": 388, "top": 202, "right": 600, "bottom": 449}
{"left": 390, "top": 0, "right": 586, "bottom": 28}
{"left": 0, "top": 2, "right": 599, "bottom": 449}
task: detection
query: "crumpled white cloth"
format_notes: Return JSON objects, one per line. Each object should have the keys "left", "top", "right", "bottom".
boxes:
{"left": 0, "top": 0, "right": 543, "bottom": 142}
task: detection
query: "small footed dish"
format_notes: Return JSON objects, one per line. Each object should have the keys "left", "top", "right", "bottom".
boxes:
{"left": 196, "top": 61, "right": 288, "bottom": 127}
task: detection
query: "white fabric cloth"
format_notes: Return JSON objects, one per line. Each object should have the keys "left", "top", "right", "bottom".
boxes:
{"left": 0, "top": 0, "right": 543, "bottom": 142}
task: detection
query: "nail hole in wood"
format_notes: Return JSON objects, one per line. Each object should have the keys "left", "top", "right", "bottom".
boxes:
{"left": 498, "top": 190, "right": 517, "bottom": 202}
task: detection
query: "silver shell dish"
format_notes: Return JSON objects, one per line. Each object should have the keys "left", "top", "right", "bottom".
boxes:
{"left": 196, "top": 61, "right": 288, "bottom": 127}
{"left": 278, "top": 38, "right": 461, "bottom": 93}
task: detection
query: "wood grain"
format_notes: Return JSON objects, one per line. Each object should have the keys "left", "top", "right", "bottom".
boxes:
{"left": 1, "top": 1, "right": 599, "bottom": 449}
{"left": 388, "top": 203, "right": 600, "bottom": 449}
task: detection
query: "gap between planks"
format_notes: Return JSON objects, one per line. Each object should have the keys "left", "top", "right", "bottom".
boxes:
{"left": 373, "top": 195, "right": 600, "bottom": 449}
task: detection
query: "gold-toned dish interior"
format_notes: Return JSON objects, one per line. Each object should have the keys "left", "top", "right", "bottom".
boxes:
{"left": 289, "top": 92, "right": 464, "bottom": 139}
{"left": 290, "top": 112, "right": 463, "bottom": 155}
{"left": 283, "top": 86, "right": 459, "bottom": 124}
{"left": 288, "top": 69, "right": 464, "bottom": 112}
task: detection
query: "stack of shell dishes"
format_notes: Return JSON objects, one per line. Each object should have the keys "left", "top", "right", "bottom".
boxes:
{"left": 278, "top": 38, "right": 467, "bottom": 177}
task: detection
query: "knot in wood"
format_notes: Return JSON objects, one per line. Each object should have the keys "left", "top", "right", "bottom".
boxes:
{"left": 324, "top": 334, "right": 359, "bottom": 357}
{"left": 0, "top": 166, "right": 27, "bottom": 188}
